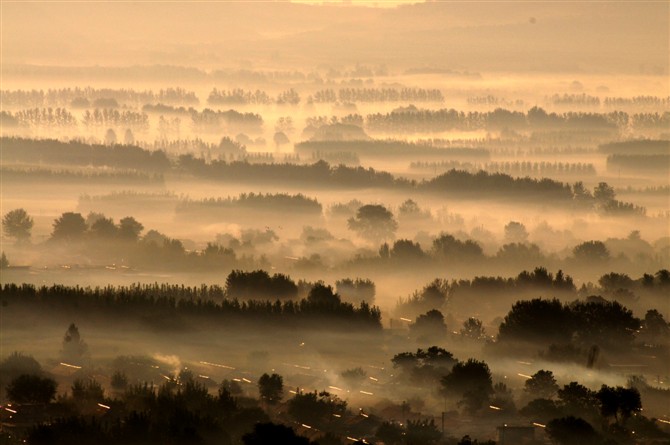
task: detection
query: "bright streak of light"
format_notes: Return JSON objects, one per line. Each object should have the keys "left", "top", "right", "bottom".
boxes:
{"left": 289, "top": 390, "right": 297, "bottom": 394}
{"left": 198, "top": 375, "right": 210, "bottom": 379}
{"left": 489, "top": 405, "right": 502, "bottom": 410}
{"left": 241, "top": 378, "right": 251, "bottom": 383}
{"left": 329, "top": 386, "right": 343, "bottom": 391}
{"left": 199, "top": 361, "right": 235, "bottom": 370}
{"left": 359, "top": 390, "right": 373, "bottom": 395}
{"left": 517, "top": 361, "right": 532, "bottom": 365}
{"left": 161, "top": 374, "right": 171, "bottom": 381}
{"left": 518, "top": 373, "right": 532, "bottom": 379}
{"left": 97, "top": 403, "right": 110, "bottom": 410}
{"left": 347, "top": 437, "right": 358, "bottom": 442}
{"left": 399, "top": 318, "right": 412, "bottom": 322}
{"left": 361, "top": 412, "right": 369, "bottom": 417}
{"left": 533, "top": 422, "right": 546, "bottom": 428}
{"left": 233, "top": 378, "right": 242, "bottom": 382}
{"left": 301, "top": 424, "right": 312, "bottom": 429}
{"left": 59, "top": 362, "right": 82, "bottom": 369}
{"left": 333, "top": 414, "right": 341, "bottom": 417}
{"left": 657, "top": 419, "right": 670, "bottom": 424}
{"left": 4, "top": 408, "right": 17, "bottom": 414}
{"left": 369, "top": 377, "right": 378, "bottom": 382}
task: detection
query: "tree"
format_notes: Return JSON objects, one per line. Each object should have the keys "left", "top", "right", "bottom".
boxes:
{"left": 593, "top": 182, "right": 615, "bottom": 204}
{"left": 557, "top": 382, "right": 599, "bottom": 419}
{"left": 123, "top": 128, "right": 135, "bottom": 145}
{"left": 89, "top": 217, "right": 117, "bottom": 239}
{"left": 546, "top": 416, "right": 600, "bottom": 445}
{"left": 405, "top": 419, "right": 441, "bottom": 445}
{"left": 596, "top": 385, "right": 641, "bottom": 424}
{"left": 519, "top": 398, "right": 562, "bottom": 423}
{"left": 461, "top": 317, "right": 485, "bottom": 340}
{"left": 51, "top": 212, "right": 87, "bottom": 241}
{"left": 118, "top": 216, "right": 144, "bottom": 241}
{"left": 273, "top": 131, "right": 290, "bottom": 149}
{"left": 431, "top": 233, "right": 483, "bottom": 261}
{"left": 504, "top": 221, "right": 528, "bottom": 244}
{"left": 288, "top": 391, "right": 347, "bottom": 426}
{"left": 376, "top": 421, "right": 404, "bottom": 445}
{"left": 71, "top": 378, "right": 104, "bottom": 402}
{"left": 243, "top": 422, "right": 313, "bottom": 445}
{"left": 3, "top": 208, "right": 34, "bottom": 243}
{"left": 441, "top": 359, "right": 493, "bottom": 413}
{"left": 105, "top": 128, "right": 117, "bottom": 145}
{"left": 498, "top": 298, "right": 573, "bottom": 345}
{"left": 524, "top": 370, "right": 559, "bottom": 399}
{"left": 111, "top": 371, "right": 128, "bottom": 392}
{"left": 0, "top": 252, "right": 8, "bottom": 269}
{"left": 410, "top": 309, "right": 447, "bottom": 341}
{"left": 0, "top": 352, "right": 42, "bottom": 391}
{"left": 390, "top": 239, "right": 425, "bottom": 260}
{"left": 258, "top": 373, "right": 283, "bottom": 404}
{"left": 641, "top": 309, "right": 670, "bottom": 343}
{"left": 62, "top": 323, "right": 88, "bottom": 364}
{"left": 347, "top": 204, "right": 397, "bottom": 243}
{"left": 572, "top": 241, "right": 610, "bottom": 262}
{"left": 6, "top": 374, "right": 57, "bottom": 404}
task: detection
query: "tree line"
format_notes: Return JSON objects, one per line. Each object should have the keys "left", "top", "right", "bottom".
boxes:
{"left": 410, "top": 160, "right": 596, "bottom": 177}
{"left": 0, "top": 282, "right": 382, "bottom": 330}
{"left": 0, "top": 87, "right": 199, "bottom": 108}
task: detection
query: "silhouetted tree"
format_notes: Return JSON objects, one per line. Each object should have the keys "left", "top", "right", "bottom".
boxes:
{"left": 51, "top": 212, "right": 87, "bottom": 241}
{"left": 410, "top": 309, "right": 447, "bottom": 341}
{"left": 6, "top": 374, "right": 57, "bottom": 404}
{"left": 441, "top": 359, "right": 493, "bottom": 413}
{"left": 519, "top": 398, "right": 562, "bottom": 423}
{"left": 62, "top": 323, "right": 88, "bottom": 364}
{"left": 546, "top": 416, "right": 600, "bottom": 445}
{"left": 597, "top": 385, "right": 641, "bottom": 424}
{"left": 524, "top": 370, "right": 559, "bottom": 399}
{"left": 347, "top": 204, "right": 397, "bottom": 243}
{"left": 405, "top": 419, "right": 441, "bottom": 445}
{"left": 376, "top": 421, "right": 404, "bottom": 445}
{"left": 3, "top": 208, "right": 34, "bottom": 243}
{"left": 504, "top": 221, "right": 528, "bottom": 244}
{"left": 461, "top": 317, "right": 485, "bottom": 340}
{"left": 118, "top": 216, "right": 144, "bottom": 241}
{"left": 288, "top": 390, "right": 346, "bottom": 426}
{"left": 258, "top": 373, "right": 283, "bottom": 404}
{"left": 557, "top": 382, "right": 599, "bottom": 419}
{"left": 104, "top": 128, "right": 117, "bottom": 145}
{"left": 573, "top": 240, "right": 610, "bottom": 262}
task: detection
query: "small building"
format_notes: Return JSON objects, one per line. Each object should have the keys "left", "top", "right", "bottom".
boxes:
{"left": 496, "top": 425, "right": 535, "bottom": 445}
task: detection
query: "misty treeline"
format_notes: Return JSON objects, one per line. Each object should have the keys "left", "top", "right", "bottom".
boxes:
{"left": 410, "top": 160, "right": 596, "bottom": 178}
{"left": 5, "top": 136, "right": 644, "bottom": 212}
{"left": 547, "top": 94, "right": 670, "bottom": 110}
{"left": 395, "top": 266, "right": 669, "bottom": 319}
{"left": 4, "top": 105, "right": 670, "bottom": 138}
{"left": 295, "top": 140, "right": 490, "bottom": 159}
{"left": 2, "top": 107, "right": 263, "bottom": 135}
{"left": 1, "top": 166, "right": 164, "bottom": 186}
{"left": 307, "top": 87, "right": 444, "bottom": 103}
{"left": 1, "top": 87, "right": 199, "bottom": 108}
{"left": 175, "top": 193, "right": 323, "bottom": 217}
{"left": 365, "top": 106, "right": 670, "bottom": 133}
{"left": 0, "top": 281, "right": 382, "bottom": 330}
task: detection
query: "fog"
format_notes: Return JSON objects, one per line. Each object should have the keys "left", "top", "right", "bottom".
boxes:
{"left": 1, "top": 2, "right": 669, "bottom": 444}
